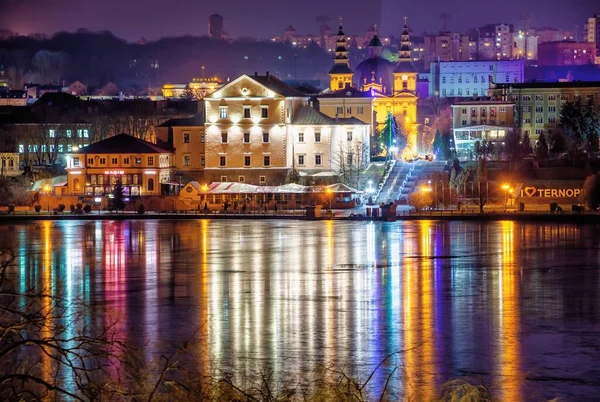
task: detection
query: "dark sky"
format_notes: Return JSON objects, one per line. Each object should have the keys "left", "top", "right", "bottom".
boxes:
{"left": 0, "top": 0, "right": 597, "bottom": 41}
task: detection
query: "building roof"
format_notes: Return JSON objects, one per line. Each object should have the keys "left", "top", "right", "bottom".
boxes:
{"left": 156, "top": 111, "right": 206, "bottom": 127}
{"left": 328, "top": 64, "right": 354, "bottom": 75}
{"left": 73, "top": 133, "right": 173, "bottom": 154}
{"left": 318, "top": 87, "right": 373, "bottom": 98}
{"left": 393, "top": 61, "right": 418, "bottom": 74}
{"left": 292, "top": 105, "right": 367, "bottom": 125}
{"left": 368, "top": 34, "right": 383, "bottom": 47}
{"left": 495, "top": 81, "right": 600, "bottom": 90}
{"left": 453, "top": 97, "right": 514, "bottom": 105}
{"left": 251, "top": 74, "right": 307, "bottom": 97}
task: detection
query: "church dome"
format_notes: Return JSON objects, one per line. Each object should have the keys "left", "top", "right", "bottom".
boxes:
{"left": 355, "top": 56, "right": 395, "bottom": 94}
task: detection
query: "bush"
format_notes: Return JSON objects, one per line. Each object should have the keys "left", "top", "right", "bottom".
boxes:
{"left": 407, "top": 191, "right": 433, "bottom": 212}
{"left": 7, "top": 204, "right": 15, "bottom": 213}
{"left": 34, "top": 204, "right": 41, "bottom": 213}
{"left": 70, "top": 204, "right": 75, "bottom": 213}
{"left": 137, "top": 204, "right": 145, "bottom": 214}
{"left": 76, "top": 203, "right": 83, "bottom": 210}
{"left": 83, "top": 204, "right": 92, "bottom": 214}
{"left": 582, "top": 173, "right": 600, "bottom": 210}
{"left": 57, "top": 204, "right": 66, "bottom": 212}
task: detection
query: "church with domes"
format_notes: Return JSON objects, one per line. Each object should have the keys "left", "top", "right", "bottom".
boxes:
{"left": 320, "top": 18, "right": 419, "bottom": 154}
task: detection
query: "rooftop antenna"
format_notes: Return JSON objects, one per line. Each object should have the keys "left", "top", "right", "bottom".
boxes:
{"left": 440, "top": 13, "right": 451, "bottom": 32}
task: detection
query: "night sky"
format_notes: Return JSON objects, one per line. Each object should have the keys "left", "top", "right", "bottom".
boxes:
{"left": 0, "top": 0, "right": 597, "bottom": 41}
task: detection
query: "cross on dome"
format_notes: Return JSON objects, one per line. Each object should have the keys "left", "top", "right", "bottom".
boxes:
{"left": 403, "top": 16, "right": 408, "bottom": 25}
{"left": 373, "top": 23, "right": 378, "bottom": 33}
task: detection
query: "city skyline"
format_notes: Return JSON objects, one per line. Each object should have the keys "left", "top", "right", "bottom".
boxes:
{"left": 0, "top": 0, "right": 597, "bottom": 41}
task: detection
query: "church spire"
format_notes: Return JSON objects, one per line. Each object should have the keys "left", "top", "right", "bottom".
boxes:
{"left": 399, "top": 16, "right": 411, "bottom": 62}
{"left": 368, "top": 23, "right": 383, "bottom": 58}
{"left": 328, "top": 16, "right": 354, "bottom": 91}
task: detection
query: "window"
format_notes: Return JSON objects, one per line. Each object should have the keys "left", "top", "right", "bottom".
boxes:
{"left": 183, "top": 133, "right": 190, "bottom": 143}
{"left": 81, "top": 129, "right": 89, "bottom": 138}
{"left": 219, "top": 106, "right": 228, "bottom": 119}
{"left": 220, "top": 176, "right": 227, "bottom": 182}
{"left": 490, "top": 108, "right": 496, "bottom": 117}
{"left": 41, "top": 145, "right": 46, "bottom": 152}
{"left": 263, "top": 155, "right": 270, "bottom": 166}
{"left": 200, "top": 155, "right": 205, "bottom": 166}
{"left": 135, "top": 157, "right": 142, "bottom": 164}
{"left": 259, "top": 175, "right": 266, "bottom": 184}
{"left": 548, "top": 106, "right": 556, "bottom": 112}
{"left": 243, "top": 132, "right": 250, "bottom": 143}
{"left": 200, "top": 134, "right": 205, "bottom": 143}
{"left": 111, "top": 157, "right": 118, "bottom": 164}
{"left": 261, "top": 106, "right": 268, "bottom": 118}
{"left": 500, "top": 107, "right": 506, "bottom": 113}
{"left": 347, "top": 132, "right": 353, "bottom": 141}
{"left": 148, "top": 156, "right": 154, "bottom": 166}
{"left": 336, "top": 106, "right": 343, "bottom": 115}
{"left": 347, "top": 153, "right": 353, "bottom": 165}
{"left": 461, "top": 108, "right": 467, "bottom": 114}
{"left": 505, "top": 74, "right": 509, "bottom": 82}
{"left": 548, "top": 95, "right": 556, "bottom": 101}
{"left": 239, "top": 176, "right": 245, "bottom": 183}
{"left": 221, "top": 132, "right": 228, "bottom": 143}
{"left": 87, "top": 158, "right": 93, "bottom": 165}
{"left": 298, "top": 154, "right": 305, "bottom": 165}
{"left": 314, "top": 131, "right": 321, "bottom": 142}
{"left": 535, "top": 129, "right": 543, "bottom": 135}
{"left": 315, "top": 154, "right": 322, "bottom": 166}
{"left": 458, "top": 76, "right": 462, "bottom": 83}
{"left": 535, "top": 117, "right": 543, "bottom": 123}
{"left": 402, "top": 81, "right": 408, "bottom": 89}
{"left": 99, "top": 158, "right": 106, "bottom": 165}
{"left": 523, "top": 106, "right": 531, "bottom": 112}
{"left": 357, "top": 107, "right": 364, "bottom": 114}
{"left": 346, "top": 106, "right": 352, "bottom": 114}
{"left": 474, "top": 76, "right": 478, "bottom": 83}
{"left": 262, "top": 132, "right": 269, "bottom": 143}
{"left": 560, "top": 95, "right": 569, "bottom": 101}
{"left": 458, "top": 89, "right": 462, "bottom": 96}
{"left": 535, "top": 106, "right": 543, "bottom": 113}
{"left": 243, "top": 107, "right": 251, "bottom": 118}
{"left": 72, "top": 157, "right": 80, "bottom": 167}
{"left": 244, "top": 156, "right": 251, "bottom": 166}
{"left": 441, "top": 89, "right": 446, "bottom": 96}
{"left": 548, "top": 117, "right": 556, "bottom": 123}
{"left": 18, "top": 145, "right": 24, "bottom": 153}
{"left": 466, "top": 89, "right": 470, "bottom": 96}
{"left": 471, "top": 108, "right": 477, "bottom": 117}
{"left": 481, "top": 109, "right": 486, "bottom": 117}
{"left": 298, "top": 132, "right": 304, "bottom": 143}
{"left": 66, "top": 130, "right": 72, "bottom": 138}
{"left": 442, "top": 77, "right": 446, "bottom": 84}
{"left": 184, "top": 155, "right": 191, "bottom": 166}
{"left": 524, "top": 118, "right": 531, "bottom": 123}
{"left": 522, "top": 95, "right": 531, "bottom": 101}
{"left": 489, "top": 65, "right": 494, "bottom": 71}
{"left": 124, "top": 157, "right": 130, "bottom": 165}
{"left": 147, "top": 178, "right": 154, "bottom": 192}
{"left": 49, "top": 129, "right": 55, "bottom": 138}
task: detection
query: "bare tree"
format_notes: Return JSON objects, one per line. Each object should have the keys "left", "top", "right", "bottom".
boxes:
{"left": 31, "top": 50, "right": 69, "bottom": 85}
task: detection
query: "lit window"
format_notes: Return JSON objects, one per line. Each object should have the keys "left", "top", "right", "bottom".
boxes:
{"left": 49, "top": 129, "right": 55, "bottom": 138}
{"left": 219, "top": 106, "right": 228, "bottom": 119}
{"left": 148, "top": 156, "right": 154, "bottom": 166}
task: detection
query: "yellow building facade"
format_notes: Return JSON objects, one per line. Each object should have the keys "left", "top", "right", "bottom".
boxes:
{"left": 322, "top": 19, "right": 419, "bottom": 154}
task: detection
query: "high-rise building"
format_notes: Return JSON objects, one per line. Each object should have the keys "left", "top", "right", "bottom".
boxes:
{"left": 585, "top": 14, "right": 600, "bottom": 60}
{"left": 208, "top": 14, "right": 224, "bottom": 40}
{"left": 423, "top": 32, "right": 473, "bottom": 64}
{"left": 537, "top": 41, "right": 596, "bottom": 66}
{"left": 476, "top": 24, "right": 514, "bottom": 60}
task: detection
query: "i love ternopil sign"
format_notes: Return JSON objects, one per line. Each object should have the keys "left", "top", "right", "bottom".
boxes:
{"left": 520, "top": 186, "right": 582, "bottom": 198}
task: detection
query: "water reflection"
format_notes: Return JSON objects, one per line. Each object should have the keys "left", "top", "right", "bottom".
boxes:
{"left": 2, "top": 220, "right": 600, "bottom": 400}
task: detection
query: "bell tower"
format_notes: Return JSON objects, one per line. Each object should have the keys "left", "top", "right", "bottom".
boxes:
{"left": 328, "top": 17, "right": 354, "bottom": 91}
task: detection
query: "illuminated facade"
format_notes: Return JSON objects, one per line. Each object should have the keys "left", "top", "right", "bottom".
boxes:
{"left": 328, "top": 22, "right": 354, "bottom": 91}
{"left": 491, "top": 81, "right": 600, "bottom": 141}
{"left": 204, "top": 73, "right": 306, "bottom": 184}
{"left": 321, "top": 18, "right": 419, "bottom": 153}
{"left": 451, "top": 99, "right": 515, "bottom": 157}
{"left": 161, "top": 78, "right": 222, "bottom": 99}
{"left": 65, "top": 133, "right": 173, "bottom": 196}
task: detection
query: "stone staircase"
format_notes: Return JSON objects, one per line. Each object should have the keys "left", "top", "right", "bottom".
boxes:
{"left": 376, "top": 161, "right": 448, "bottom": 204}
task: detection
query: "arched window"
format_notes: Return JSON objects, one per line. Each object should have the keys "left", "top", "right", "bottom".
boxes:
{"left": 74, "top": 178, "right": 80, "bottom": 192}
{"left": 147, "top": 178, "right": 154, "bottom": 192}
{"left": 402, "top": 81, "right": 408, "bottom": 89}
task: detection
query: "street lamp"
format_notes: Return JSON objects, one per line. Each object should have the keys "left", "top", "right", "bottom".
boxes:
{"left": 501, "top": 183, "right": 511, "bottom": 212}
{"left": 325, "top": 187, "right": 333, "bottom": 212}
{"left": 420, "top": 186, "right": 432, "bottom": 212}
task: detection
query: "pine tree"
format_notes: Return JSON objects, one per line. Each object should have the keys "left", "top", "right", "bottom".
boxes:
{"left": 536, "top": 131, "right": 549, "bottom": 160}
{"left": 521, "top": 131, "right": 534, "bottom": 156}
{"left": 432, "top": 129, "right": 444, "bottom": 159}
{"left": 112, "top": 177, "right": 125, "bottom": 211}
{"left": 382, "top": 112, "right": 407, "bottom": 158}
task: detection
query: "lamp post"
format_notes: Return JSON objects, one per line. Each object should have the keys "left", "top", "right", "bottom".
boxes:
{"left": 501, "top": 183, "right": 511, "bottom": 212}
{"left": 201, "top": 184, "right": 209, "bottom": 213}
{"left": 420, "top": 186, "right": 432, "bottom": 212}
{"left": 326, "top": 187, "right": 333, "bottom": 213}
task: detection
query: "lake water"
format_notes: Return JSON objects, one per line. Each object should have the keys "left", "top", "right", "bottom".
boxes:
{"left": 2, "top": 219, "right": 600, "bottom": 400}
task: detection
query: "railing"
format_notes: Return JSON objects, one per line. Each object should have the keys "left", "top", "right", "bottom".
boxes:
{"left": 373, "top": 160, "right": 396, "bottom": 202}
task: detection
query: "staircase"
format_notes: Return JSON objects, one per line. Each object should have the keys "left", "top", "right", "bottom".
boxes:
{"left": 376, "top": 161, "right": 448, "bottom": 205}
{"left": 376, "top": 162, "right": 410, "bottom": 204}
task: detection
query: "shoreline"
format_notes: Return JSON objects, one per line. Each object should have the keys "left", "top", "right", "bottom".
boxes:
{"left": 1, "top": 211, "right": 600, "bottom": 224}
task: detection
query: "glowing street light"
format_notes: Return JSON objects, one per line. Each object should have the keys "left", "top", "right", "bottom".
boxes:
{"left": 501, "top": 183, "right": 512, "bottom": 212}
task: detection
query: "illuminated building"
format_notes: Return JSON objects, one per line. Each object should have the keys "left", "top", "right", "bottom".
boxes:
{"left": 451, "top": 99, "right": 515, "bottom": 157}
{"left": 328, "top": 21, "right": 354, "bottom": 91}
{"left": 430, "top": 60, "right": 524, "bottom": 98}
{"left": 65, "top": 133, "right": 174, "bottom": 196}
{"left": 537, "top": 41, "right": 596, "bottom": 66}
{"left": 320, "top": 18, "right": 419, "bottom": 153}
{"left": 476, "top": 23, "right": 514, "bottom": 60}
{"left": 491, "top": 81, "right": 600, "bottom": 141}
{"left": 161, "top": 77, "right": 223, "bottom": 99}
{"left": 423, "top": 32, "right": 473, "bottom": 65}
{"left": 155, "top": 113, "right": 206, "bottom": 181}
{"left": 585, "top": 14, "right": 600, "bottom": 58}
